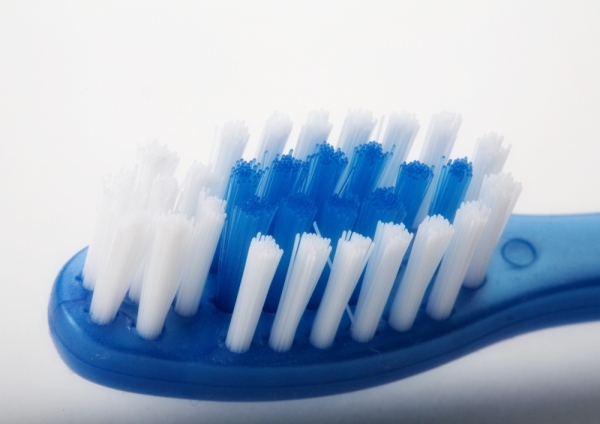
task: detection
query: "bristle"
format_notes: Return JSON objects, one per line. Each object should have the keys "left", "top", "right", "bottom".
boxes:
{"left": 413, "top": 112, "right": 462, "bottom": 227}
{"left": 388, "top": 215, "right": 454, "bottom": 332}
{"left": 309, "top": 194, "right": 359, "bottom": 309}
{"left": 174, "top": 195, "right": 227, "bottom": 317}
{"left": 428, "top": 158, "right": 473, "bottom": 222}
{"left": 147, "top": 175, "right": 178, "bottom": 215}
{"left": 89, "top": 212, "right": 151, "bottom": 324}
{"left": 264, "top": 194, "right": 317, "bottom": 312}
{"left": 337, "top": 142, "right": 392, "bottom": 201}
{"left": 294, "top": 110, "right": 333, "bottom": 161}
{"left": 352, "top": 221, "right": 413, "bottom": 343}
{"left": 300, "top": 143, "right": 348, "bottom": 208}
{"left": 223, "top": 159, "right": 264, "bottom": 216}
{"left": 226, "top": 234, "right": 283, "bottom": 354}
{"left": 136, "top": 213, "right": 193, "bottom": 340}
{"left": 260, "top": 153, "right": 303, "bottom": 204}
{"left": 209, "top": 120, "right": 251, "bottom": 199}
{"left": 336, "top": 109, "right": 377, "bottom": 158}
{"left": 394, "top": 161, "right": 434, "bottom": 229}
{"left": 354, "top": 187, "right": 406, "bottom": 240}
{"left": 463, "top": 172, "right": 522, "bottom": 288}
{"left": 269, "top": 233, "right": 331, "bottom": 353}
{"left": 175, "top": 162, "right": 214, "bottom": 219}
{"left": 83, "top": 170, "right": 136, "bottom": 290}
{"left": 310, "top": 232, "right": 374, "bottom": 349}
{"left": 464, "top": 133, "right": 511, "bottom": 202}
{"left": 216, "top": 196, "right": 276, "bottom": 313}
{"left": 378, "top": 112, "right": 420, "bottom": 188}
{"left": 132, "top": 142, "right": 179, "bottom": 210}
{"left": 426, "top": 201, "right": 490, "bottom": 320}
{"left": 255, "top": 112, "right": 293, "bottom": 168}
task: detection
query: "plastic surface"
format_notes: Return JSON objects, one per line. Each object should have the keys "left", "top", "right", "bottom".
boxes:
{"left": 48, "top": 214, "right": 600, "bottom": 401}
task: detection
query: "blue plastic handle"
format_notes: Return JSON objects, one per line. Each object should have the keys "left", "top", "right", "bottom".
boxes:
{"left": 48, "top": 214, "right": 600, "bottom": 401}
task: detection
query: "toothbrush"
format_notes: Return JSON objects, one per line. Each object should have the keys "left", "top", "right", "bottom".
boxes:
{"left": 48, "top": 110, "right": 600, "bottom": 401}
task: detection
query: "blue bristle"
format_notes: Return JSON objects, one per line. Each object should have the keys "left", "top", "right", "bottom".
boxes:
{"left": 354, "top": 187, "right": 406, "bottom": 240}
{"left": 261, "top": 153, "right": 303, "bottom": 204}
{"left": 300, "top": 143, "right": 348, "bottom": 208}
{"left": 394, "top": 161, "right": 434, "bottom": 228}
{"left": 215, "top": 196, "right": 276, "bottom": 313}
{"left": 223, "top": 159, "right": 265, "bottom": 216}
{"left": 428, "top": 157, "right": 473, "bottom": 222}
{"left": 340, "top": 142, "right": 391, "bottom": 201}
{"left": 308, "top": 194, "right": 359, "bottom": 310}
{"left": 263, "top": 194, "right": 318, "bottom": 312}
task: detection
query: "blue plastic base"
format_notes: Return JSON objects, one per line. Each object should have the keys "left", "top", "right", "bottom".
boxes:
{"left": 48, "top": 214, "right": 600, "bottom": 401}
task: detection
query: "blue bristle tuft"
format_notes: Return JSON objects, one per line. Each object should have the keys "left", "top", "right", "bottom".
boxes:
{"left": 263, "top": 194, "right": 318, "bottom": 312}
{"left": 340, "top": 142, "right": 391, "bottom": 201}
{"left": 224, "top": 159, "right": 265, "bottom": 216}
{"left": 394, "top": 161, "right": 434, "bottom": 228}
{"left": 308, "top": 194, "right": 359, "bottom": 309}
{"left": 300, "top": 143, "right": 348, "bottom": 208}
{"left": 261, "top": 153, "right": 303, "bottom": 204}
{"left": 216, "top": 196, "right": 276, "bottom": 313}
{"left": 354, "top": 187, "right": 406, "bottom": 240}
{"left": 428, "top": 157, "right": 473, "bottom": 222}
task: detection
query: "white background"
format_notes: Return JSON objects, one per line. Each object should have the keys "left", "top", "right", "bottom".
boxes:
{"left": 1, "top": 1, "right": 600, "bottom": 422}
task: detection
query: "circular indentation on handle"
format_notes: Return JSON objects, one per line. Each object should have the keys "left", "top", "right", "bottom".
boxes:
{"left": 502, "top": 238, "right": 536, "bottom": 267}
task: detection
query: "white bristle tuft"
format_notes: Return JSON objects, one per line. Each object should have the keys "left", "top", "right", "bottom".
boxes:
{"left": 209, "top": 120, "right": 250, "bottom": 199}
{"left": 336, "top": 109, "right": 377, "bottom": 158}
{"left": 310, "top": 232, "right": 374, "bottom": 349}
{"left": 412, "top": 112, "right": 462, "bottom": 229}
{"left": 136, "top": 213, "right": 193, "bottom": 340}
{"left": 377, "top": 112, "right": 420, "bottom": 188}
{"left": 269, "top": 233, "right": 331, "bottom": 353}
{"left": 83, "top": 170, "right": 136, "bottom": 290}
{"left": 133, "top": 142, "right": 179, "bottom": 210}
{"left": 174, "top": 195, "right": 227, "bottom": 317}
{"left": 351, "top": 222, "right": 413, "bottom": 343}
{"left": 389, "top": 215, "right": 455, "bottom": 331}
{"left": 426, "top": 201, "right": 490, "bottom": 320}
{"left": 147, "top": 175, "right": 178, "bottom": 215}
{"left": 226, "top": 234, "right": 283, "bottom": 354}
{"left": 294, "top": 110, "right": 333, "bottom": 161}
{"left": 464, "top": 133, "right": 511, "bottom": 202}
{"left": 89, "top": 212, "right": 151, "bottom": 324}
{"left": 175, "top": 162, "right": 214, "bottom": 219}
{"left": 463, "top": 172, "right": 522, "bottom": 288}
{"left": 255, "top": 112, "right": 293, "bottom": 167}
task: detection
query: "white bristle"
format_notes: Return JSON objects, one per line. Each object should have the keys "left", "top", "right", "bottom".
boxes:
{"left": 310, "top": 232, "right": 374, "bottom": 349}
{"left": 418, "top": 112, "right": 462, "bottom": 167}
{"left": 464, "top": 133, "right": 511, "bottom": 202}
{"left": 147, "top": 175, "right": 178, "bottom": 215}
{"left": 336, "top": 109, "right": 377, "bottom": 158}
{"left": 463, "top": 172, "right": 522, "bottom": 288}
{"left": 255, "top": 112, "right": 293, "bottom": 167}
{"left": 269, "top": 233, "right": 331, "bottom": 353}
{"left": 426, "top": 201, "right": 490, "bottom": 320}
{"left": 90, "top": 212, "right": 151, "bottom": 324}
{"left": 389, "top": 215, "right": 455, "bottom": 331}
{"left": 83, "top": 170, "right": 136, "bottom": 290}
{"left": 294, "top": 110, "right": 333, "bottom": 161}
{"left": 378, "top": 112, "right": 420, "bottom": 188}
{"left": 136, "top": 213, "right": 193, "bottom": 340}
{"left": 351, "top": 222, "right": 413, "bottom": 343}
{"left": 226, "top": 234, "right": 283, "bottom": 354}
{"left": 132, "top": 142, "right": 179, "bottom": 210}
{"left": 209, "top": 120, "right": 250, "bottom": 199}
{"left": 174, "top": 195, "right": 227, "bottom": 317}
{"left": 175, "top": 162, "right": 214, "bottom": 219}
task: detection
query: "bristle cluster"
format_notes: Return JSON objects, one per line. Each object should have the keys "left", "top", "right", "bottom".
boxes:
{"left": 226, "top": 234, "right": 283, "bottom": 353}
{"left": 83, "top": 109, "right": 521, "bottom": 353}
{"left": 388, "top": 215, "right": 455, "bottom": 331}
